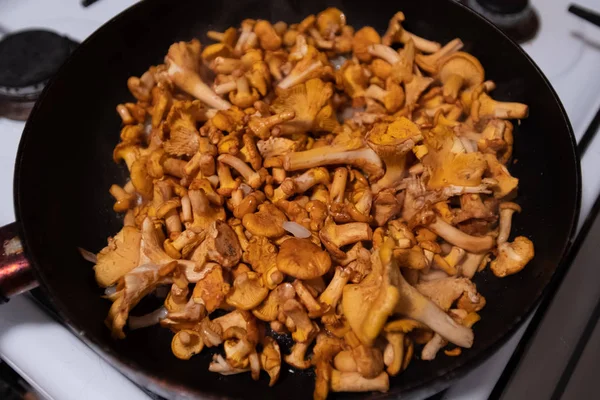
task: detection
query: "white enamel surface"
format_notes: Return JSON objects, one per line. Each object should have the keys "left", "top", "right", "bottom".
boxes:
{"left": 0, "top": 0, "right": 598, "bottom": 399}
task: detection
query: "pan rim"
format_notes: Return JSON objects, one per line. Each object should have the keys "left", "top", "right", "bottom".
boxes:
{"left": 13, "top": 0, "right": 582, "bottom": 398}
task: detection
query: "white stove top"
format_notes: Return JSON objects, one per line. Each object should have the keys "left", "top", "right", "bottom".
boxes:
{"left": 0, "top": 1, "right": 599, "bottom": 399}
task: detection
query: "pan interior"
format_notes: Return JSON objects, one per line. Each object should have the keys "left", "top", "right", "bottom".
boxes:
{"left": 14, "top": 0, "right": 579, "bottom": 398}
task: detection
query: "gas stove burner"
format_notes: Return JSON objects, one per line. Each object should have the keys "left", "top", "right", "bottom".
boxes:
{"left": 0, "top": 29, "right": 78, "bottom": 121}
{"left": 466, "top": 0, "right": 539, "bottom": 44}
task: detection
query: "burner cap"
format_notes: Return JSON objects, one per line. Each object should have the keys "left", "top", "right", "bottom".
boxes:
{"left": 0, "top": 30, "right": 74, "bottom": 88}
{"left": 0, "top": 29, "right": 78, "bottom": 120}
{"left": 467, "top": 0, "right": 539, "bottom": 44}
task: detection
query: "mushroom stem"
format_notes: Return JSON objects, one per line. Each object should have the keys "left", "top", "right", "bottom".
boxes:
{"left": 116, "top": 104, "right": 134, "bottom": 124}
{"left": 211, "top": 57, "right": 243, "bottom": 74}
{"left": 277, "top": 60, "right": 323, "bottom": 90}
{"left": 427, "top": 217, "right": 494, "bottom": 254}
{"left": 283, "top": 299, "right": 317, "bottom": 343}
{"left": 163, "top": 158, "right": 187, "bottom": 178}
{"left": 472, "top": 93, "right": 528, "bottom": 121}
{"left": 497, "top": 203, "right": 521, "bottom": 245}
{"left": 309, "top": 28, "right": 334, "bottom": 49}
{"left": 109, "top": 184, "right": 135, "bottom": 212}
{"left": 330, "top": 167, "right": 348, "bottom": 203}
{"left": 207, "top": 30, "right": 225, "bottom": 41}
{"left": 189, "top": 189, "right": 211, "bottom": 214}
{"left": 416, "top": 38, "right": 464, "bottom": 74}
{"left": 181, "top": 195, "right": 192, "bottom": 222}
{"left": 368, "top": 44, "right": 401, "bottom": 65}
{"left": 218, "top": 154, "right": 262, "bottom": 189}
{"left": 283, "top": 146, "right": 384, "bottom": 182}
{"left": 320, "top": 220, "right": 373, "bottom": 251}
{"left": 394, "top": 272, "right": 473, "bottom": 348}
{"left": 167, "top": 63, "right": 231, "bottom": 110}
{"left": 403, "top": 32, "right": 441, "bottom": 53}
{"left": 384, "top": 332, "right": 404, "bottom": 376}
{"left": 216, "top": 161, "right": 239, "bottom": 195}
{"left": 272, "top": 167, "right": 330, "bottom": 203}
{"left": 214, "top": 80, "right": 238, "bottom": 95}
{"left": 294, "top": 167, "right": 331, "bottom": 192}
{"left": 443, "top": 74, "right": 465, "bottom": 103}
{"left": 421, "top": 333, "right": 447, "bottom": 360}
{"left": 156, "top": 181, "right": 182, "bottom": 237}
{"left": 319, "top": 267, "right": 350, "bottom": 310}
{"left": 236, "top": 76, "right": 251, "bottom": 95}
{"left": 293, "top": 280, "right": 323, "bottom": 318}
{"left": 460, "top": 251, "right": 487, "bottom": 279}
{"left": 371, "top": 155, "right": 407, "bottom": 194}
{"left": 248, "top": 110, "right": 296, "bottom": 139}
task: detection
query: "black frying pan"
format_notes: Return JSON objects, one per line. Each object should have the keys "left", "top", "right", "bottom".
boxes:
{"left": 0, "top": 0, "right": 580, "bottom": 398}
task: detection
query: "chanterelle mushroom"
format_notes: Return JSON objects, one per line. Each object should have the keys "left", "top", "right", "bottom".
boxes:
{"left": 342, "top": 238, "right": 400, "bottom": 346}
{"left": 260, "top": 336, "right": 281, "bottom": 386}
{"left": 165, "top": 39, "right": 231, "bottom": 110}
{"left": 203, "top": 220, "right": 242, "bottom": 268}
{"left": 94, "top": 226, "right": 141, "bottom": 287}
{"left": 416, "top": 277, "right": 481, "bottom": 311}
{"left": 97, "top": 9, "right": 535, "bottom": 398}
{"left": 277, "top": 237, "right": 332, "bottom": 279}
{"left": 366, "top": 117, "right": 423, "bottom": 193}
{"left": 242, "top": 203, "right": 287, "bottom": 238}
{"left": 491, "top": 236, "right": 534, "bottom": 277}
{"left": 438, "top": 52, "right": 484, "bottom": 103}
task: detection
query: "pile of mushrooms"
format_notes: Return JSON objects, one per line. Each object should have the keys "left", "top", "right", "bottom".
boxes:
{"left": 92, "top": 8, "right": 534, "bottom": 399}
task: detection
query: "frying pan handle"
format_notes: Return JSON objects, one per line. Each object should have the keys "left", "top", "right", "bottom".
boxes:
{"left": 0, "top": 222, "right": 38, "bottom": 303}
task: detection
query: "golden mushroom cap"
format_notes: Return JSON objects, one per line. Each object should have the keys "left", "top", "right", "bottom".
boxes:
{"left": 171, "top": 330, "right": 204, "bottom": 360}
{"left": 276, "top": 237, "right": 332, "bottom": 279}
